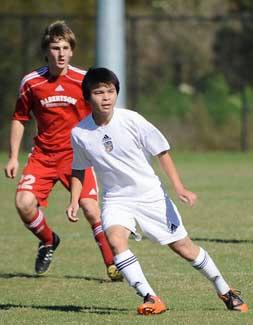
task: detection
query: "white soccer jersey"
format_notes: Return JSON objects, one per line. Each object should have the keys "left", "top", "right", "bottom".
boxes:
{"left": 71, "top": 108, "right": 170, "bottom": 202}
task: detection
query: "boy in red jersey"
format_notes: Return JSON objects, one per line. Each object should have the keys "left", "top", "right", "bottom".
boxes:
{"left": 4, "top": 21, "right": 122, "bottom": 281}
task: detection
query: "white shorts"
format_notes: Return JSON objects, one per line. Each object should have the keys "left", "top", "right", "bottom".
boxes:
{"left": 102, "top": 195, "right": 188, "bottom": 245}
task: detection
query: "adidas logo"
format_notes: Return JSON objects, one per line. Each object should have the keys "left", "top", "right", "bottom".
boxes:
{"left": 103, "top": 134, "right": 111, "bottom": 141}
{"left": 55, "top": 85, "right": 64, "bottom": 92}
{"left": 89, "top": 188, "right": 97, "bottom": 195}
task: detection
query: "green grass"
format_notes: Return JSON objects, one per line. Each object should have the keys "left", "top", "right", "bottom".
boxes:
{"left": 0, "top": 151, "right": 252, "bottom": 324}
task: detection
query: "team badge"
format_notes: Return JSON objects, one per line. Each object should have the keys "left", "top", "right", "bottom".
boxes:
{"left": 102, "top": 134, "right": 113, "bottom": 152}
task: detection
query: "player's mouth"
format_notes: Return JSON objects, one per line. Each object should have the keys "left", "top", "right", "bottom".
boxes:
{"left": 101, "top": 106, "right": 112, "bottom": 112}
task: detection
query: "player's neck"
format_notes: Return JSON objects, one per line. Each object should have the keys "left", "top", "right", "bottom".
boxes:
{"left": 92, "top": 111, "right": 114, "bottom": 126}
{"left": 48, "top": 65, "right": 68, "bottom": 77}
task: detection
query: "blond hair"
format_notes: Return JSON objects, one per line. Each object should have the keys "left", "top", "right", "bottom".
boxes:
{"left": 41, "top": 20, "right": 76, "bottom": 51}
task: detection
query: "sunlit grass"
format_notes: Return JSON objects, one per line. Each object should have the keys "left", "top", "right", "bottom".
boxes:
{"left": 0, "top": 152, "right": 252, "bottom": 324}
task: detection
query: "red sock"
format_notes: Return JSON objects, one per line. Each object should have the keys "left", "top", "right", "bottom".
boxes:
{"left": 92, "top": 222, "right": 114, "bottom": 266}
{"left": 25, "top": 209, "right": 53, "bottom": 245}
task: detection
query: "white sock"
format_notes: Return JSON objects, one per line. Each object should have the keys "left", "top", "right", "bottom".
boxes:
{"left": 192, "top": 247, "right": 230, "bottom": 295}
{"left": 114, "top": 249, "right": 156, "bottom": 297}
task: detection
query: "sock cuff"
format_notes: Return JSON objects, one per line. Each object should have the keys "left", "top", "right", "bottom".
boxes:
{"left": 92, "top": 221, "right": 102, "bottom": 230}
{"left": 26, "top": 209, "right": 43, "bottom": 229}
{"left": 92, "top": 223, "right": 103, "bottom": 237}
{"left": 114, "top": 249, "right": 134, "bottom": 263}
{"left": 192, "top": 247, "right": 207, "bottom": 268}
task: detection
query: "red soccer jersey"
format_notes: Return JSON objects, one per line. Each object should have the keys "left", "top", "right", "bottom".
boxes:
{"left": 13, "top": 65, "right": 91, "bottom": 153}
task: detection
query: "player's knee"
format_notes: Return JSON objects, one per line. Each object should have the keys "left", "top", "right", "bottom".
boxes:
{"left": 169, "top": 237, "right": 199, "bottom": 261}
{"left": 79, "top": 198, "right": 100, "bottom": 224}
{"left": 106, "top": 229, "right": 128, "bottom": 255}
{"left": 107, "top": 233, "right": 121, "bottom": 249}
{"left": 15, "top": 191, "right": 37, "bottom": 216}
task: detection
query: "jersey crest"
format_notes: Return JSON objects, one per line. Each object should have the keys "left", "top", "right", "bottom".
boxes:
{"left": 102, "top": 134, "right": 113, "bottom": 152}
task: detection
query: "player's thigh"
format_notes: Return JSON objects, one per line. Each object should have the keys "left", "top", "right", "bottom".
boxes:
{"left": 135, "top": 198, "right": 188, "bottom": 245}
{"left": 17, "top": 152, "right": 57, "bottom": 207}
{"left": 102, "top": 203, "right": 137, "bottom": 235}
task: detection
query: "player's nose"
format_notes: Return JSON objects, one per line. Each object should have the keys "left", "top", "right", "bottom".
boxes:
{"left": 59, "top": 48, "right": 64, "bottom": 56}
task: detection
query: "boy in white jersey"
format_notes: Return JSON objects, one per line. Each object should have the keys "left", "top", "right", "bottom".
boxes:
{"left": 67, "top": 67, "right": 248, "bottom": 315}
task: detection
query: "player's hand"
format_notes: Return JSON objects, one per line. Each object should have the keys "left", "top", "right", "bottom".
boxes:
{"left": 66, "top": 202, "right": 80, "bottom": 222}
{"left": 177, "top": 188, "right": 197, "bottom": 206}
{"left": 4, "top": 158, "right": 19, "bottom": 178}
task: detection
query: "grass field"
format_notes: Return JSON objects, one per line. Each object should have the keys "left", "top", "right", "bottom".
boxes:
{"left": 0, "top": 151, "right": 252, "bottom": 325}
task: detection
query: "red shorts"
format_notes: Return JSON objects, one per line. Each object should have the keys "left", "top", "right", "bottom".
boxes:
{"left": 17, "top": 147, "right": 98, "bottom": 207}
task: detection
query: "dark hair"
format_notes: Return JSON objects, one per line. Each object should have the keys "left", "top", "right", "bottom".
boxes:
{"left": 41, "top": 20, "right": 76, "bottom": 51}
{"left": 82, "top": 67, "right": 120, "bottom": 101}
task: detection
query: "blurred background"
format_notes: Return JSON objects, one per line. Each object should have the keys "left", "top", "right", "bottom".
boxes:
{"left": 1, "top": 0, "right": 253, "bottom": 151}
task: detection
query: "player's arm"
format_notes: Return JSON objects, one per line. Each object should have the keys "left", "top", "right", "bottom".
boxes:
{"left": 66, "top": 169, "right": 85, "bottom": 222}
{"left": 157, "top": 150, "right": 197, "bottom": 206}
{"left": 4, "top": 120, "right": 25, "bottom": 178}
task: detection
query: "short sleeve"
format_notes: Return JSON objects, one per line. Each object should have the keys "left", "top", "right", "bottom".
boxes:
{"left": 71, "top": 129, "right": 92, "bottom": 170}
{"left": 135, "top": 113, "right": 170, "bottom": 156}
{"left": 12, "top": 79, "right": 33, "bottom": 121}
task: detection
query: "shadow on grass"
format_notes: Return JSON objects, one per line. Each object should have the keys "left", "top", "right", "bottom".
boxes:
{"left": 0, "top": 272, "right": 40, "bottom": 279}
{"left": 0, "top": 303, "right": 130, "bottom": 314}
{"left": 192, "top": 237, "right": 253, "bottom": 244}
{"left": 64, "top": 275, "right": 111, "bottom": 283}
{"left": 0, "top": 272, "right": 112, "bottom": 283}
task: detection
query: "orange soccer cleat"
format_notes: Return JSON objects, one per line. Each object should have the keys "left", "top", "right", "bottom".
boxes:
{"left": 137, "top": 294, "right": 167, "bottom": 315}
{"left": 219, "top": 289, "right": 249, "bottom": 313}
